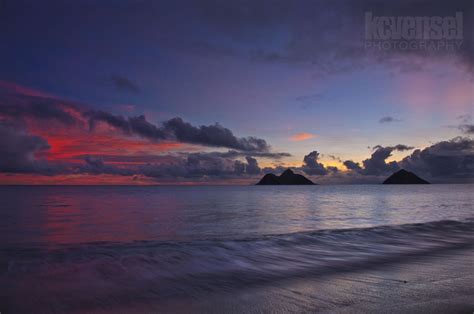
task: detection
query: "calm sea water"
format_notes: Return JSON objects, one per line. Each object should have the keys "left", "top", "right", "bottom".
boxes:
{"left": 1, "top": 185, "right": 473, "bottom": 246}
{"left": 0, "top": 185, "right": 473, "bottom": 312}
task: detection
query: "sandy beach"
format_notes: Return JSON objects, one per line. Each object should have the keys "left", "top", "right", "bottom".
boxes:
{"left": 152, "top": 248, "right": 474, "bottom": 313}
{"left": 46, "top": 246, "right": 471, "bottom": 314}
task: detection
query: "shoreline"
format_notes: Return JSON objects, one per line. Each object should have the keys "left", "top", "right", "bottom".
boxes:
{"left": 1, "top": 221, "right": 473, "bottom": 313}
{"left": 56, "top": 247, "right": 473, "bottom": 314}
{"left": 172, "top": 248, "right": 474, "bottom": 313}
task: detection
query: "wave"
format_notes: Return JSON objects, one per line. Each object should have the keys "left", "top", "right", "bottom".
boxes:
{"left": 1, "top": 219, "right": 473, "bottom": 311}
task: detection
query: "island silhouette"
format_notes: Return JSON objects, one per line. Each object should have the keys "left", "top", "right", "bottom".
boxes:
{"left": 256, "top": 169, "right": 315, "bottom": 185}
{"left": 383, "top": 169, "right": 430, "bottom": 184}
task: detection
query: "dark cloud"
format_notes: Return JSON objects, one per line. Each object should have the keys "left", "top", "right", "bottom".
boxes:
{"left": 75, "top": 149, "right": 338, "bottom": 180}
{"left": 163, "top": 117, "right": 270, "bottom": 152}
{"left": 76, "top": 150, "right": 291, "bottom": 164}
{"left": 129, "top": 115, "right": 169, "bottom": 139}
{"left": 138, "top": 152, "right": 262, "bottom": 179}
{"left": 400, "top": 137, "right": 474, "bottom": 181}
{"left": 186, "top": 153, "right": 233, "bottom": 177}
{"left": 361, "top": 147, "right": 400, "bottom": 175}
{"left": 79, "top": 156, "right": 134, "bottom": 176}
{"left": 83, "top": 155, "right": 104, "bottom": 169}
{"left": 343, "top": 160, "right": 362, "bottom": 171}
{"left": 283, "top": 151, "right": 343, "bottom": 177}
{"left": 449, "top": 113, "right": 472, "bottom": 134}
{"left": 234, "top": 160, "right": 246, "bottom": 174}
{"left": 374, "top": 144, "right": 414, "bottom": 152}
{"left": 457, "top": 114, "right": 474, "bottom": 135}
{"left": 75, "top": 154, "right": 180, "bottom": 165}
{"left": 245, "top": 156, "right": 261, "bottom": 175}
{"left": 85, "top": 111, "right": 270, "bottom": 152}
{"left": 342, "top": 139, "right": 473, "bottom": 182}
{"left": 347, "top": 144, "right": 414, "bottom": 176}
{"left": 0, "top": 123, "right": 56, "bottom": 174}
{"left": 301, "top": 150, "right": 328, "bottom": 175}
{"left": 459, "top": 124, "right": 474, "bottom": 134}
{"left": 379, "top": 116, "right": 401, "bottom": 124}
{"left": 221, "top": 150, "right": 291, "bottom": 159}
{"left": 74, "top": 153, "right": 234, "bottom": 179}
{"left": 0, "top": 93, "right": 78, "bottom": 125}
{"left": 85, "top": 111, "right": 168, "bottom": 140}
{"left": 110, "top": 75, "right": 140, "bottom": 93}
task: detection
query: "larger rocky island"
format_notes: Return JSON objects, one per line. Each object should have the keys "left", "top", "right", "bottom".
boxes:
{"left": 256, "top": 169, "right": 315, "bottom": 185}
{"left": 383, "top": 169, "right": 430, "bottom": 184}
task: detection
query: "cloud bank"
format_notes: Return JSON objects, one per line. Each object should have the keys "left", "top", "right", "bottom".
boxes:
{"left": 0, "top": 82, "right": 472, "bottom": 184}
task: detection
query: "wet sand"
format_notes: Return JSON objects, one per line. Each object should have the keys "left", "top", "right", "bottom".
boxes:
{"left": 196, "top": 249, "right": 473, "bottom": 313}
{"left": 4, "top": 248, "right": 472, "bottom": 313}
{"left": 127, "top": 248, "right": 473, "bottom": 313}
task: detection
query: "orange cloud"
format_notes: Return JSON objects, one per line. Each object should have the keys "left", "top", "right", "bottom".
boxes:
{"left": 290, "top": 132, "right": 315, "bottom": 141}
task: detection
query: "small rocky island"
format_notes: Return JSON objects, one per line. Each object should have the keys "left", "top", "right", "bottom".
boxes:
{"left": 256, "top": 169, "right": 315, "bottom": 185}
{"left": 383, "top": 169, "right": 430, "bottom": 184}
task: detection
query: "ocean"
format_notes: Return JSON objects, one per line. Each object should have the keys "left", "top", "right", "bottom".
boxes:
{"left": 0, "top": 185, "right": 473, "bottom": 313}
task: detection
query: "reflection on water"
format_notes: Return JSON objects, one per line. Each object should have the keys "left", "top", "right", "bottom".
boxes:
{"left": 0, "top": 184, "right": 472, "bottom": 247}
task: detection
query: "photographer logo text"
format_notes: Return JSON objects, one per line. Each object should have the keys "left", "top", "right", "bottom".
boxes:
{"left": 365, "top": 12, "right": 463, "bottom": 51}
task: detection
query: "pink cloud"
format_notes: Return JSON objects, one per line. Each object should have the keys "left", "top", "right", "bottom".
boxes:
{"left": 290, "top": 132, "right": 316, "bottom": 141}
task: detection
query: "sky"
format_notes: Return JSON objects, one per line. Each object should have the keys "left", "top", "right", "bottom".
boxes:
{"left": 0, "top": 0, "right": 472, "bottom": 184}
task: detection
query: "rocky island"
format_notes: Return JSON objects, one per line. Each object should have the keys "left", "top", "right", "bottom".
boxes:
{"left": 383, "top": 169, "right": 430, "bottom": 184}
{"left": 256, "top": 169, "right": 315, "bottom": 185}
